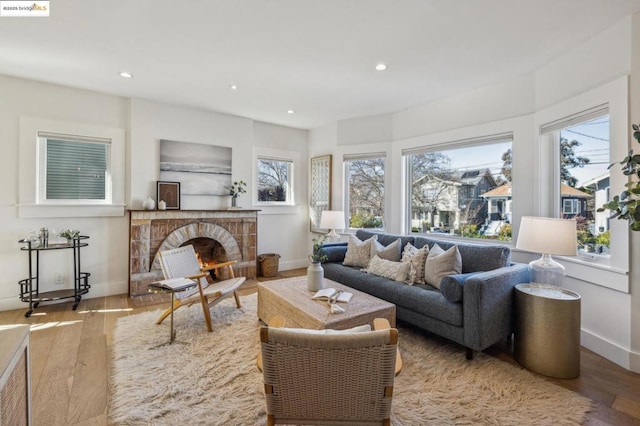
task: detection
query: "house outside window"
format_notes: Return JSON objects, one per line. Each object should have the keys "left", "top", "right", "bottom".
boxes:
{"left": 403, "top": 134, "right": 512, "bottom": 240}
{"left": 38, "top": 132, "right": 111, "bottom": 204}
{"left": 256, "top": 157, "right": 293, "bottom": 204}
{"left": 344, "top": 154, "right": 385, "bottom": 229}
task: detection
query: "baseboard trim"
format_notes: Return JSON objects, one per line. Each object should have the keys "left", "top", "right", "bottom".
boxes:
{"left": 581, "top": 328, "right": 639, "bottom": 373}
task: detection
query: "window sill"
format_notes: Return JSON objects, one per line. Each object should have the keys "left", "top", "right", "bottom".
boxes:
{"left": 254, "top": 204, "right": 302, "bottom": 215}
{"left": 18, "top": 204, "right": 127, "bottom": 218}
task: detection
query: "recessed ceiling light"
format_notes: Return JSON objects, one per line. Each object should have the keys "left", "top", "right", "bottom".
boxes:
{"left": 287, "top": 109, "right": 295, "bottom": 114}
{"left": 375, "top": 63, "right": 387, "bottom": 71}
{"left": 119, "top": 71, "right": 133, "bottom": 78}
{"left": 229, "top": 84, "right": 238, "bottom": 90}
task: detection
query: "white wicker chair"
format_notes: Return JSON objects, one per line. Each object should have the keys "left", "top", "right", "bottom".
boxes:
{"left": 259, "top": 317, "right": 399, "bottom": 426}
{"left": 156, "top": 245, "right": 245, "bottom": 332}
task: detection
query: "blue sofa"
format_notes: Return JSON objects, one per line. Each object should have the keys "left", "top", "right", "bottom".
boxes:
{"left": 320, "top": 230, "right": 530, "bottom": 358}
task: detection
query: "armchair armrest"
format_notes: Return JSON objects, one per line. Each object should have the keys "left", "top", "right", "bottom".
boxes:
{"left": 373, "top": 318, "right": 402, "bottom": 375}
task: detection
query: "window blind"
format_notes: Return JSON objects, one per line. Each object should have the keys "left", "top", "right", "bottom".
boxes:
{"left": 45, "top": 138, "right": 107, "bottom": 200}
{"left": 539, "top": 104, "right": 609, "bottom": 134}
{"left": 402, "top": 132, "right": 512, "bottom": 157}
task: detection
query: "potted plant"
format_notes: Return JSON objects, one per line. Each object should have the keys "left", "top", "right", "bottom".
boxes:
{"left": 307, "top": 235, "right": 327, "bottom": 291}
{"left": 598, "top": 122, "right": 640, "bottom": 231}
{"left": 229, "top": 180, "right": 247, "bottom": 208}
{"left": 59, "top": 229, "right": 80, "bottom": 244}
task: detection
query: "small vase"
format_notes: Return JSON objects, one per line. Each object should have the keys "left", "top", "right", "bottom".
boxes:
{"left": 231, "top": 197, "right": 238, "bottom": 208}
{"left": 307, "top": 260, "right": 324, "bottom": 292}
{"left": 158, "top": 200, "right": 167, "bottom": 210}
{"left": 142, "top": 197, "right": 155, "bottom": 210}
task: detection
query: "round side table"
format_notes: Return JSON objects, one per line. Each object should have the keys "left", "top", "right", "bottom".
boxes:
{"left": 514, "top": 283, "right": 581, "bottom": 379}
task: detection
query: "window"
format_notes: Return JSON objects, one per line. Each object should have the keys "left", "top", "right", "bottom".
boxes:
{"left": 256, "top": 157, "right": 293, "bottom": 204}
{"left": 344, "top": 154, "right": 385, "bottom": 229}
{"left": 38, "top": 132, "right": 111, "bottom": 204}
{"left": 403, "top": 134, "right": 513, "bottom": 240}
{"left": 542, "top": 108, "right": 610, "bottom": 256}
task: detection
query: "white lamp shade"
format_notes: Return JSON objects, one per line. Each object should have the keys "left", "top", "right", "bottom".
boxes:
{"left": 516, "top": 216, "right": 577, "bottom": 256}
{"left": 319, "top": 210, "right": 346, "bottom": 230}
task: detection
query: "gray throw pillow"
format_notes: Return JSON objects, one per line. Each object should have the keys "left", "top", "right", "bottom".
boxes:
{"left": 371, "top": 238, "right": 402, "bottom": 262}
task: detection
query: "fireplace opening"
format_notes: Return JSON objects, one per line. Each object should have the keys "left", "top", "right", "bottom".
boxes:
{"left": 181, "top": 237, "right": 231, "bottom": 280}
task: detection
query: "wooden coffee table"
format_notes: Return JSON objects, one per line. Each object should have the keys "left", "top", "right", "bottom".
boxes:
{"left": 257, "top": 276, "right": 396, "bottom": 330}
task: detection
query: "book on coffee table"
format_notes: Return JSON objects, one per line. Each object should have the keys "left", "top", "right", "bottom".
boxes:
{"left": 312, "top": 288, "right": 353, "bottom": 303}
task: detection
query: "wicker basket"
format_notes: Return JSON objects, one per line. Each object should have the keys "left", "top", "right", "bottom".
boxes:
{"left": 258, "top": 253, "right": 281, "bottom": 277}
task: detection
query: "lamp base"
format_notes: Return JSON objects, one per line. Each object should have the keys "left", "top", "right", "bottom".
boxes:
{"left": 529, "top": 254, "right": 565, "bottom": 286}
{"left": 325, "top": 229, "right": 340, "bottom": 242}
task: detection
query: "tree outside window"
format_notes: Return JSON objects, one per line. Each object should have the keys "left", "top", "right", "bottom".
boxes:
{"left": 345, "top": 157, "right": 385, "bottom": 228}
{"left": 257, "top": 158, "right": 292, "bottom": 203}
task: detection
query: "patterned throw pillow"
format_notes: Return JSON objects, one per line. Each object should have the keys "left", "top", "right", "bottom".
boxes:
{"left": 371, "top": 238, "right": 402, "bottom": 262}
{"left": 343, "top": 234, "right": 377, "bottom": 268}
{"left": 401, "top": 242, "right": 428, "bottom": 285}
{"left": 366, "top": 255, "right": 409, "bottom": 282}
{"left": 424, "top": 243, "right": 462, "bottom": 288}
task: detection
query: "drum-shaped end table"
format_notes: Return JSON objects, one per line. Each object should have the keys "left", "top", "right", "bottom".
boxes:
{"left": 514, "top": 283, "right": 581, "bottom": 379}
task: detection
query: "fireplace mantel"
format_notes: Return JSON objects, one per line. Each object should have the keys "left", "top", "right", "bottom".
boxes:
{"left": 128, "top": 209, "right": 258, "bottom": 301}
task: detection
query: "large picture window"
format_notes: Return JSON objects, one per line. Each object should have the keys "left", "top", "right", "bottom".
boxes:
{"left": 404, "top": 134, "right": 513, "bottom": 240}
{"left": 344, "top": 154, "right": 385, "bottom": 229}
{"left": 542, "top": 108, "right": 610, "bottom": 256}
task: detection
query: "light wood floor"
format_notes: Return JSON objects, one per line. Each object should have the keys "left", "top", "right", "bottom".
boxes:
{"left": 1, "top": 268, "right": 638, "bottom": 425}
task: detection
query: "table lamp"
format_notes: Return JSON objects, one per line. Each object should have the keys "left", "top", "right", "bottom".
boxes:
{"left": 319, "top": 210, "right": 346, "bottom": 241}
{"left": 515, "top": 216, "right": 577, "bottom": 286}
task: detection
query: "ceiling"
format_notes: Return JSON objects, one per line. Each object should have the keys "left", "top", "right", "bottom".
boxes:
{"left": 2, "top": 0, "right": 640, "bottom": 129}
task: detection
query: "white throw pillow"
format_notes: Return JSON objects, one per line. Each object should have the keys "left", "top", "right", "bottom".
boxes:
{"left": 366, "top": 255, "right": 409, "bottom": 282}
{"left": 423, "top": 243, "right": 462, "bottom": 289}
{"left": 401, "top": 242, "right": 428, "bottom": 285}
{"left": 343, "top": 234, "right": 377, "bottom": 268}
{"left": 371, "top": 238, "right": 402, "bottom": 262}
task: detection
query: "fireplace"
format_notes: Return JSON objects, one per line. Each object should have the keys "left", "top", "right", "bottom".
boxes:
{"left": 129, "top": 210, "right": 258, "bottom": 302}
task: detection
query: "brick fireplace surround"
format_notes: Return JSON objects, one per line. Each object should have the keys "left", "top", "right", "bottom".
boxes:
{"left": 129, "top": 210, "right": 258, "bottom": 303}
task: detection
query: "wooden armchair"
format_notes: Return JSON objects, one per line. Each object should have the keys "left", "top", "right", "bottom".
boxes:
{"left": 258, "top": 316, "right": 399, "bottom": 426}
{"left": 156, "top": 245, "right": 245, "bottom": 332}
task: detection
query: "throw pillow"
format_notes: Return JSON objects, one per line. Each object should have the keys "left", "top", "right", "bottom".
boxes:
{"left": 285, "top": 324, "right": 372, "bottom": 335}
{"left": 371, "top": 238, "right": 402, "bottom": 262}
{"left": 424, "top": 243, "right": 462, "bottom": 289}
{"left": 366, "top": 255, "right": 409, "bottom": 282}
{"left": 343, "top": 234, "right": 377, "bottom": 268}
{"left": 401, "top": 242, "right": 428, "bottom": 284}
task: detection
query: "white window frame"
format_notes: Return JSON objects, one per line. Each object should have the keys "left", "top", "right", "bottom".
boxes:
{"left": 252, "top": 147, "right": 300, "bottom": 211}
{"left": 344, "top": 153, "right": 387, "bottom": 231}
{"left": 402, "top": 133, "right": 513, "bottom": 241}
{"left": 255, "top": 155, "right": 294, "bottom": 206}
{"left": 534, "top": 76, "right": 629, "bottom": 292}
{"left": 18, "top": 117, "right": 126, "bottom": 218}
{"left": 37, "top": 132, "right": 113, "bottom": 205}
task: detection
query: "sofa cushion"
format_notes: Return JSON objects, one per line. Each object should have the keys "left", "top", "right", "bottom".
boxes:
{"left": 319, "top": 243, "right": 347, "bottom": 263}
{"left": 424, "top": 244, "right": 462, "bottom": 288}
{"left": 401, "top": 243, "right": 428, "bottom": 285}
{"left": 413, "top": 236, "right": 510, "bottom": 273}
{"left": 366, "top": 255, "right": 409, "bottom": 282}
{"left": 343, "top": 234, "right": 377, "bottom": 268}
{"left": 371, "top": 238, "right": 402, "bottom": 262}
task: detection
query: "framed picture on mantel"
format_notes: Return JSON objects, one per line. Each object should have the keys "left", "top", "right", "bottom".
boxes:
{"left": 157, "top": 181, "right": 181, "bottom": 210}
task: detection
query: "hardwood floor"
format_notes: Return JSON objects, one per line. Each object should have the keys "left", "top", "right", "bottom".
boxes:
{"left": 1, "top": 268, "right": 638, "bottom": 425}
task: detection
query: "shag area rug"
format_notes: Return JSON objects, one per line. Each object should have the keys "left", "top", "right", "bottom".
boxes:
{"left": 110, "top": 294, "right": 592, "bottom": 425}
